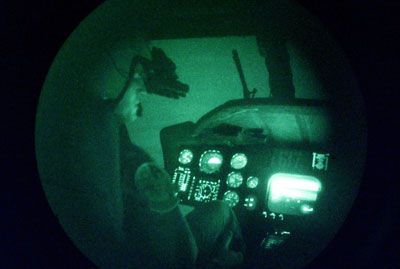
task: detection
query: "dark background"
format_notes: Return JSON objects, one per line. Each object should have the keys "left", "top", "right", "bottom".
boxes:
{"left": 2, "top": 0, "right": 399, "bottom": 268}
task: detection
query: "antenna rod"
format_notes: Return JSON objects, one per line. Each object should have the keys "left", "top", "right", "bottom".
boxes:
{"left": 232, "top": 49, "right": 251, "bottom": 99}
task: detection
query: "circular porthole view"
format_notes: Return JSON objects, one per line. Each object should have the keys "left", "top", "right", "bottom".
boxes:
{"left": 35, "top": 0, "right": 367, "bottom": 268}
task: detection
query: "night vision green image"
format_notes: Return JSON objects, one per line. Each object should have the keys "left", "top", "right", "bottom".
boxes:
{"left": 35, "top": 0, "right": 367, "bottom": 268}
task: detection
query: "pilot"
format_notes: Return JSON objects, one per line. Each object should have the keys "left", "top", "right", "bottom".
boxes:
{"left": 96, "top": 39, "right": 246, "bottom": 268}
{"left": 36, "top": 30, "right": 245, "bottom": 267}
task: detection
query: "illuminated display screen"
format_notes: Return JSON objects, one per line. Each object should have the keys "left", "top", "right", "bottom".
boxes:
{"left": 267, "top": 173, "right": 322, "bottom": 215}
{"left": 199, "top": 150, "right": 223, "bottom": 174}
{"left": 193, "top": 179, "right": 220, "bottom": 202}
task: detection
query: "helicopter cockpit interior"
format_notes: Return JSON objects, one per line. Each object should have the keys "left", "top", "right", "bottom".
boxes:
{"left": 134, "top": 3, "right": 367, "bottom": 267}
{"left": 160, "top": 96, "right": 335, "bottom": 267}
{"left": 123, "top": 1, "right": 367, "bottom": 265}
{"left": 33, "top": 1, "right": 368, "bottom": 268}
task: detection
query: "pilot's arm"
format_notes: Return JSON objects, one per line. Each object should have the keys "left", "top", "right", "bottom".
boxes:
{"left": 117, "top": 48, "right": 198, "bottom": 268}
{"left": 119, "top": 47, "right": 244, "bottom": 269}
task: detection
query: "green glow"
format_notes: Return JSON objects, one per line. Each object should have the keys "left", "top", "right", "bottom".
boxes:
{"left": 193, "top": 179, "right": 220, "bottom": 202}
{"left": 223, "top": 190, "right": 240, "bottom": 207}
{"left": 178, "top": 149, "right": 194, "bottom": 164}
{"left": 312, "top": 152, "right": 330, "bottom": 171}
{"left": 267, "top": 173, "right": 321, "bottom": 215}
{"left": 226, "top": 172, "right": 244, "bottom": 188}
{"left": 270, "top": 189, "right": 318, "bottom": 201}
{"left": 199, "top": 150, "right": 223, "bottom": 174}
{"left": 269, "top": 173, "right": 321, "bottom": 192}
{"left": 246, "top": 176, "right": 259, "bottom": 188}
{"left": 244, "top": 195, "right": 257, "bottom": 210}
{"left": 301, "top": 204, "right": 314, "bottom": 213}
{"left": 33, "top": 0, "right": 368, "bottom": 265}
{"left": 230, "top": 153, "right": 248, "bottom": 169}
{"left": 172, "top": 167, "right": 192, "bottom": 192}
{"left": 208, "top": 156, "right": 222, "bottom": 165}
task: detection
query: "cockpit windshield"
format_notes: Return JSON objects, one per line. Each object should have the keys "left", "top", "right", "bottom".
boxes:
{"left": 193, "top": 99, "right": 332, "bottom": 147}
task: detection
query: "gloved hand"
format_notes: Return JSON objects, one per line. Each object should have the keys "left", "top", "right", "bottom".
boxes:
{"left": 145, "top": 47, "right": 189, "bottom": 99}
{"left": 134, "top": 162, "right": 178, "bottom": 213}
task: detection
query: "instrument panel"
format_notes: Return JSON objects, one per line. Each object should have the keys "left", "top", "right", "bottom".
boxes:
{"left": 171, "top": 145, "right": 269, "bottom": 213}
{"left": 170, "top": 144, "right": 324, "bottom": 218}
{"left": 166, "top": 141, "right": 327, "bottom": 254}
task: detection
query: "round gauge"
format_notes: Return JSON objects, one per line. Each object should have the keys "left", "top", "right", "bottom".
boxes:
{"left": 246, "top": 176, "right": 259, "bottom": 189}
{"left": 226, "top": 172, "right": 244, "bottom": 188}
{"left": 199, "top": 150, "right": 223, "bottom": 174}
{"left": 178, "top": 149, "right": 193, "bottom": 164}
{"left": 223, "top": 190, "right": 240, "bottom": 207}
{"left": 230, "top": 153, "right": 248, "bottom": 169}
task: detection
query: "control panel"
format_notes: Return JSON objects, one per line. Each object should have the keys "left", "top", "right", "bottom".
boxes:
{"left": 170, "top": 145, "right": 269, "bottom": 213}
{"left": 164, "top": 142, "right": 327, "bottom": 255}
{"left": 169, "top": 145, "right": 324, "bottom": 219}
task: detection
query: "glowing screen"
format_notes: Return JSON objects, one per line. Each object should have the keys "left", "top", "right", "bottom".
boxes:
{"left": 267, "top": 173, "right": 322, "bottom": 215}
{"left": 193, "top": 179, "right": 220, "bottom": 202}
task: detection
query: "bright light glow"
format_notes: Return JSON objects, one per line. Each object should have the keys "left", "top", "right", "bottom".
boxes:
{"left": 267, "top": 173, "right": 321, "bottom": 215}
{"left": 199, "top": 150, "right": 224, "bottom": 174}
{"left": 301, "top": 204, "right": 314, "bottom": 213}
{"left": 208, "top": 157, "right": 222, "bottom": 165}
{"left": 269, "top": 173, "right": 321, "bottom": 192}
{"left": 270, "top": 173, "right": 321, "bottom": 192}
{"left": 244, "top": 195, "right": 257, "bottom": 210}
{"left": 270, "top": 189, "right": 318, "bottom": 202}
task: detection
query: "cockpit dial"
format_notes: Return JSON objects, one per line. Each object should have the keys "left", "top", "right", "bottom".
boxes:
{"left": 178, "top": 149, "right": 194, "bottom": 165}
{"left": 223, "top": 190, "right": 240, "bottom": 207}
{"left": 226, "top": 172, "right": 244, "bottom": 188}
{"left": 230, "top": 153, "right": 248, "bottom": 169}
{"left": 246, "top": 176, "right": 259, "bottom": 189}
{"left": 199, "top": 150, "right": 223, "bottom": 174}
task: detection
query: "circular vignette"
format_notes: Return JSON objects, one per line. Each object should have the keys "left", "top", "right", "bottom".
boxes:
{"left": 35, "top": 0, "right": 367, "bottom": 268}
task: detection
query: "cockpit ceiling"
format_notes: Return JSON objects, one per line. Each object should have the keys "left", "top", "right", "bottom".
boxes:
{"left": 134, "top": 1, "right": 268, "bottom": 39}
